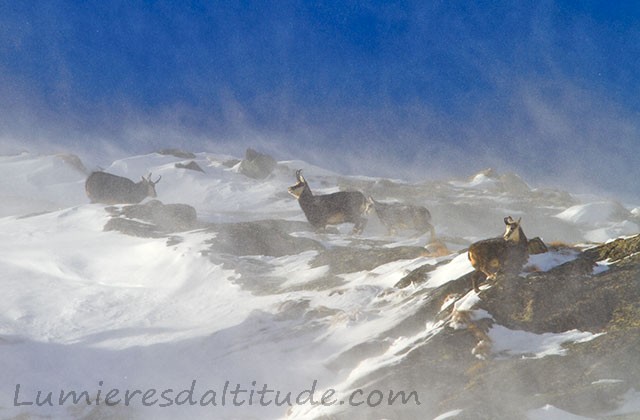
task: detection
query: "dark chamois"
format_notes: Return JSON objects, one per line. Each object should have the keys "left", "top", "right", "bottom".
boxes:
{"left": 288, "top": 169, "right": 368, "bottom": 234}
{"left": 85, "top": 171, "right": 161, "bottom": 204}
{"left": 367, "top": 196, "right": 436, "bottom": 239}
{"left": 468, "top": 216, "right": 529, "bottom": 292}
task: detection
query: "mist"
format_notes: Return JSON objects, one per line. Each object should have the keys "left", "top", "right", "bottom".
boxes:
{"left": 2, "top": 75, "right": 638, "bottom": 206}
{"left": 2, "top": 2, "right": 639, "bottom": 204}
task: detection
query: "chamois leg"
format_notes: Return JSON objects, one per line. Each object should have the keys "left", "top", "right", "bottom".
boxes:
{"left": 351, "top": 217, "right": 367, "bottom": 235}
{"left": 316, "top": 226, "right": 338, "bottom": 235}
{"left": 472, "top": 270, "right": 486, "bottom": 293}
{"left": 410, "top": 222, "right": 436, "bottom": 240}
{"left": 427, "top": 223, "right": 436, "bottom": 243}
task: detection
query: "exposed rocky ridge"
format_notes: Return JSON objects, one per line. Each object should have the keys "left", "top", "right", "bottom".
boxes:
{"left": 310, "top": 245, "right": 428, "bottom": 275}
{"left": 104, "top": 200, "right": 202, "bottom": 237}
{"left": 96, "top": 190, "right": 640, "bottom": 418}
{"left": 102, "top": 201, "right": 325, "bottom": 255}
{"left": 323, "top": 235, "right": 640, "bottom": 419}
{"left": 204, "top": 220, "right": 324, "bottom": 257}
{"left": 175, "top": 160, "right": 206, "bottom": 173}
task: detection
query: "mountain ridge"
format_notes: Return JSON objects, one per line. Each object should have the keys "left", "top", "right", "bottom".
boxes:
{"left": 0, "top": 149, "right": 638, "bottom": 419}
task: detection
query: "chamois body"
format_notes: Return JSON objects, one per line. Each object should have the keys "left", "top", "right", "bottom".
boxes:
{"left": 288, "top": 170, "right": 368, "bottom": 234}
{"left": 367, "top": 197, "right": 436, "bottom": 239}
{"left": 85, "top": 171, "right": 161, "bottom": 204}
{"left": 468, "top": 216, "right": 529, "bottom": 292}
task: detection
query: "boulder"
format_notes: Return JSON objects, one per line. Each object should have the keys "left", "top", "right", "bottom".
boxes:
{"left": 238, "top": 148, "right": 277, "bottom": 179}
{"left": 157, "top": 148, "right": 196, "bottom": 159}
{"left": 104, "top": 200, "right": 199, "bottom": 236}
{"left": 56, "top": 153, "right": 89, "bottom": 175}
{"left": 206, "top": 219, "right": 324, "bottom": 257}
{"left": 175, "top": 161, "right": 205, "bottom": 173}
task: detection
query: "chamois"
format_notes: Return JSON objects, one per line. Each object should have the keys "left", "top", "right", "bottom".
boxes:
{"left": 288, "top": 169, "right": 368, "bottom": 234}
{"left": 468, "top": 216, "right": 529, "bottom": 292}
{"left": 367, "top": 197, "right": 436, "bottom": 239}
{"left": 85, "top": 171, "right": 161, "bottom": 204}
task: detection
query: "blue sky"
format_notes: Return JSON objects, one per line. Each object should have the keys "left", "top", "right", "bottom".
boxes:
{"left": 1, "top": 1, "right": 639, "bottom": 200}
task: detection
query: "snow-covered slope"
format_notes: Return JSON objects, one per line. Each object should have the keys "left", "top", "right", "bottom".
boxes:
{"left": 0, "top": 151, "right": 638, "bottom": 419}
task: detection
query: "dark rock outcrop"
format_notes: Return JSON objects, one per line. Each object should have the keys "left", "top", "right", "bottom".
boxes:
{"left": 222, "top": 158, "right": 241, "bottom": 168}
{"left": 310, "top": 245, "right": 427, "bottom": 275}
{"left": 324, "top": 235, "right": 640, "bottom": 419}
{"left": 56, "top": 153, "right": 89, "bottom": 175}
{"left": 157, "top": 149, "right": 196, "bottom": 159}
{"left": 237, "top": 148, "right": 277, "bottom": 179}
{"left": 104, "top": 200, "right": 200, "bottom": 237}
{"left": 527, "top": 236, "right": 548, "bottom": 254}
{"left": 175, "top": 161, "right": 206, "bottom": 173}
{"left": 205, "top": 219, "right": 324, "bottom": 257}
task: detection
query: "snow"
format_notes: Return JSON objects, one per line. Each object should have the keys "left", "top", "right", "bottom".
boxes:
{"left": 488, "top": 327, "right": 603, "bottom": 359}
{"left": 424, "top": 252, "right": 475, "bottom": 288}
{"left": 555, "top": 201, "right": 630, "bottom": 226}
{"left": 0, "top": 153, "right": 87, "bottom": 217}
{"left": 526, "top": 248, "right": 580, "bottom": 272}
{"left": 450, "top": 173, "right": 500, "bottom": 190}
{"left": 433, "top": 409, "right": 465, "bottom": 419}
{"left": 527, "top": 404, "right": 595, "bottom": 420}
{"left": 0, "top": 151, "right": 637, "bottom": 419}
{"left": 607, "top": 388, "right": 640, "bottom": 417}
{"left": 554, "top": 201, "right": 639, "bottom": 242}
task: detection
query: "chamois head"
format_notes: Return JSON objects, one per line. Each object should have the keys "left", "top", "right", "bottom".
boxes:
{"left": 287, "top": 169, "right": 308, "bottom": 199}
{"left": 503, "top": 216, "right": 524, "bottom": 242}
{"left": 364, "top": 196, "right": 376, "bottom": 214}
{"left": 141, "top": 173, "right": 162, "bottom": 198}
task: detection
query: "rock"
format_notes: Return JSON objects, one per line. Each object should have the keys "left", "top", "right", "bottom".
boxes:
{"left": 237, "top": 148, "right": 277, "bottom": 179}
{"left": 394, "top": 263, "right": 438, "bottom": 288}
{"left": 206, "top": 219, "right": 324, "bottom": 257}
{"left": 310, "top": 245, "right": 427, "bottom": 275}
{"left": 157, "top": 148, "right": 196, "bottom": 159}
{"left": 222, "top": 158, "right": 241, "bottom": 168}
{"left": 323, "top": 235, "right": 640, "bottom": 419}
{"left": 104, "top": 200, "right": 199, "bottom": 236}
{"left": 175, "top": 161, "right": 205, "bottom": 173}
{"left": 56, "top": 153, "right": 89, "bottom": 175}
{"left": 499, "top": 172, "right": 531, "bottom": 195}
{"left": 103, "top": 217, "right": 163, "bottom": 238}
{"left": 527, "top": 236, "right": 548, "bottom": 254}
{"left": 583, "top": 233, "right": 640, "bottom": 263}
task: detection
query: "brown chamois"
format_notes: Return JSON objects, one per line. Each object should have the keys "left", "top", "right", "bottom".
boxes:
{"left": 288, "top": 169, "right": 368, "bottom": 234}
{"left": 468, "top": 216, "right": 529, "bottom": 292}
{"left": 85, "top": 171, "right": 161, "bottom": 204}
{"left": 366, "top": 196, "right": 436, "bottom": 239}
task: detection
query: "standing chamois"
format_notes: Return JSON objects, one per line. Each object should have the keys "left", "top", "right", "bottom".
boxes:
{"left": 85, "top": 171, "right": 161, "bottom": 204}
{"left": 288, "top": 169, "right": 368, "bottom": 234}
{"left": 367, "top": 196, "right": 436, "bottom": 239}
{"left": 468, "top": 216, "right": 529, "bottom": 292}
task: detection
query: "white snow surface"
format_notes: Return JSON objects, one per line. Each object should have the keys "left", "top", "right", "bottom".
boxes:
{"left": 0, "top": 151, "right": 638, "bottom": 419}
{"left": 527, "top": 404, "right": 595, "bottom": 420}
{"left": 488, "top": 327, "right": 603, "bottom": 359}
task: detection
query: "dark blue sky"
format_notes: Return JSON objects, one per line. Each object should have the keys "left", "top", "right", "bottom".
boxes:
{"left": 1, "top": 1, "right": 639, "bottom": 200}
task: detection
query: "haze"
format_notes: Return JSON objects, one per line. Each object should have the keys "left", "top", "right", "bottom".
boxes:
{"left": 1, "top": 1, "right": 638, "bottom": 201}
